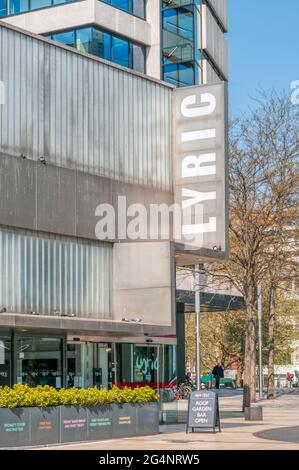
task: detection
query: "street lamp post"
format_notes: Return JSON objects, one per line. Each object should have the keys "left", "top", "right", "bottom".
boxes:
{"left": 257, "top": 283, "right": 263, "bottom": 400}
{"left": 195, "top": 265, "right": 201, "bottom": 391}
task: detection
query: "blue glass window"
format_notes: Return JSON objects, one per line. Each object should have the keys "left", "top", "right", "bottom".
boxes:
{"left": 112, "top": 36, "right": 129, "bottom": 68}
{"left": 163, "top": 62, "right": 195, "bottom": 87}
{"left": 112, "top": 0, "right": 129, "bottom": 11}
{"left": 47, "top": 26, "right": 145, "bottom": 73}
{"left": 100, "top": 0, "right": 146, "bottom": 19}
{"left": 9, "top": 0, "right": 29, "bottom": 15}
{"left": 50, "top": 30, "right": 75, "bottom": 48}
{"left": 30, "top": 0, "right": 52, "bottom": 9}
{"left": 0, "top": 0, "right": 6, "bottom": 17}
{"left": 76, "top": 28, "right": 111, "bottom": 61}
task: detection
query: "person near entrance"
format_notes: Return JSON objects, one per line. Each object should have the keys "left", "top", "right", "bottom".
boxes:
{"left": 212, "top": 363, "right": 224, "bottom": 389}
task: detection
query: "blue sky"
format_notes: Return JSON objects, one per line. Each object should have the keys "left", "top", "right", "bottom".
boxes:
{"left": 228, "top": 0, "right": 299, "bottom": 115}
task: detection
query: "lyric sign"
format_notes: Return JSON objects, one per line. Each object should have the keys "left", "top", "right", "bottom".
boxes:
{"left": 174, "top": 83, "right": 228, "bottom": 255}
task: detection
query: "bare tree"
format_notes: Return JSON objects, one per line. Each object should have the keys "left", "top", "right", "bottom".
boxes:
{"left": 209, "top": 90, "right": 299, "bottom": 404}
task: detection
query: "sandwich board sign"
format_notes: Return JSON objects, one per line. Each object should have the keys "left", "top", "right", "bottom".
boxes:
{"left": 186, "top": 390, "right": 221, "bottom": 433}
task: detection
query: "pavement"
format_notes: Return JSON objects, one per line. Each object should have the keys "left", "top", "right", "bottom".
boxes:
{"left": 36, "top": 390, "right": 299, "bottom": 451}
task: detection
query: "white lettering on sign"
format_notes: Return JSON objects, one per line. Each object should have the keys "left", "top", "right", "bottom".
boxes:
{"left": 174, "top": 83, "right": 228, "bottom": 253}
{"left": 182, "top": 154, "right": 216, "bottom": 178}
{"left": 181, "top": 93, "right": 216, "bottom": 117}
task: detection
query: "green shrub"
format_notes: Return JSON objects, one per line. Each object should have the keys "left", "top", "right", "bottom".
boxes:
{"left": 0, "top": 384, "right": 159, "bottom": 409}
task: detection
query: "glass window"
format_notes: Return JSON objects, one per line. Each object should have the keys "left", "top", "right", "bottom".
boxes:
{"left": 67, "top": 343, "right": 93, "bottom": 388}
{"left": 67, "top": 342, "right": 113, "bottom": 389}
{"left": 0, "top": 0, "right": 6, "bottom": 17}
{"left": 163, "top": 345, "right": 176, "bottom": 385}
{"left": 163, "top": 7, "right": 193, "bottom": 41}
{"left": 76, "top": 27, "right": 111, "bottom": 61}
{"left": 9, "top": 0, "right": 29, "bottom": 15}
{"left": 112, "top": 36, "right": 129, "bottom": 68}
{"left": 132, "top": 43, "right": 145, "bottom": 73}
{"left": 30, "top": 0, "right": 52, "bottom": 9}
{"left": 100, "top": 0, "right": 146, "bottom": 19}
{"left": 0, "top": 335, "right": 11, "bottom": 387}
{"left": 51, "top": 30, "right": 75, "bottom": 48}
{"left": 132, "top": 0, "right": 145, "bottom": 18}
{"left": 111, "top": 0, "right": 129, "bottom": 12}
{"left": 133, "top": 346, "right": 160, "bottom": 385}
{"left": 163, "top": 61, "right": 195, "bottom": 87}
{"left": 93, "top": 343, "right": 114, "bottom": 389}
{"left": 16, "top": 336, "right": 63, "bottom": 388}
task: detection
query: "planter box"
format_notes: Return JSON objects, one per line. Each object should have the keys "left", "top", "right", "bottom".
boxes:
{"left": 0, "top": 402, "right": 159, "bottom": 448}
{"left": 87, "top": 405, "right": 113, "bottom": 441}
{"left": 30, "top": 407, "right": 60, "bottom": 446}
{"left": 0, "top": 408, "right": 30, "bottom": 448}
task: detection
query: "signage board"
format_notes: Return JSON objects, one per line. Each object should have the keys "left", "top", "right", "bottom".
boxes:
{"left": 186, "top": 390, "right": 220, "bottom": 433}
{"left": 174, "top": 83, "right": 229, "bottom": 257}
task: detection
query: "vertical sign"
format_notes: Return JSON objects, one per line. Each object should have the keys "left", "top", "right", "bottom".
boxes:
{"left": 174, "top": 83, "right": 228, "bottom": 256}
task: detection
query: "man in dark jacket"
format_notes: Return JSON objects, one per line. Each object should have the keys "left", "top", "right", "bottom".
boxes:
{"left": 212, "top": 363, "right": 224, "bottom": 389}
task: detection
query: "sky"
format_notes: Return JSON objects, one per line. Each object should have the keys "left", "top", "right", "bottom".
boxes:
{"left": 228, "top": 0, "right": 299, "bottom": 116}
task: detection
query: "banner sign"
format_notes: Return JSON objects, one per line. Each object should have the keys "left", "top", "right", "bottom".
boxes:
{"left": 174, "top": 83, "right": 228, "bottom": 256}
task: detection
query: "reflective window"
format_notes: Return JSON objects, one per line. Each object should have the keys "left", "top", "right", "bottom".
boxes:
{"left": 51, "top": 30, "right": 75, "bottom": 47}
{"left": 30, "top": 0, "right": 52, "bottom": 9}
{"left": 76, "top": 28, "right": 111, "bottom": 60}
{"left": 133, "top": 346, "right": 159, "bottom": 384}
{"left": 0, "top": 335, "right": 11, "bottom": 386}
{"left": 8, "top": 0, "right": 74, "bottom": 15}
{"left": 163, "top": 62, "right": 195, "bottom": 87}
{"left": 16, "top": 336, "right": 63, "bottom": 388}
{"left": 111, "top": 36, "right": 129, "bottom": 68}
{"left": 9, "top": 0, "right": 29, "bottom": 15}
{"left": 67, "top": 343, "right": 113, "bottom": 389}
{"left": 0, "top": 0, "right": 6, "bottom": 16}
{"left": 48, "top": 26, "right": 145, "bottom": 73}
{"left": 100, "top": 0, "right": 146, "bottom": 19}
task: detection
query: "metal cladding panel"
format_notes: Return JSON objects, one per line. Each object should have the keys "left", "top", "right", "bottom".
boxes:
{"left": 200, "top": 5, "right": 228, "bottom": 80}
{"left": 0, "top": 25, "right": 173, "bottom": 191}
{"left": 0, "top": 227, "right": 112, "bottom": 319}
{"left": 207, "top": 0, "right": 228, "bottom": 31}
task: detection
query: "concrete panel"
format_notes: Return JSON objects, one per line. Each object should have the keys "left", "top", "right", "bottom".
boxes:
{"left": 2, "top": 0, "right": 151, "bottom": 46}
{"left": 113, "top": 242, "right": 174, "bottom": 325}
{"left": 0, "top": 153, "right": 36, "bottom": 230}
{"left": 36, "top": 163, "right": 77, "bottom": 237}
{"left": 113, "top": 287, "right": 173, "bottom": 325}
{"left": 0, "top": 153, "right": 174, "bottom": 242}
{"left": 114, "top": 242, "right": 172, "bottom": 289}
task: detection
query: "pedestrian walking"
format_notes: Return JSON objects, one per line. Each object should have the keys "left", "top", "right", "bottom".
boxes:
{"left": 212, "top": 363, "right": 224, "bottom": 390}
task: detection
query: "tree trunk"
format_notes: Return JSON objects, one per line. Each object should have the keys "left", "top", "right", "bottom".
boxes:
{"left": 236, "top": 361, "right": 243, "bottom": 388}
{"left": 267, "top": 284, "right": 276, "bottom": 400}
{"left": 243, "top": 284, "right": 257, "bottom": 407}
